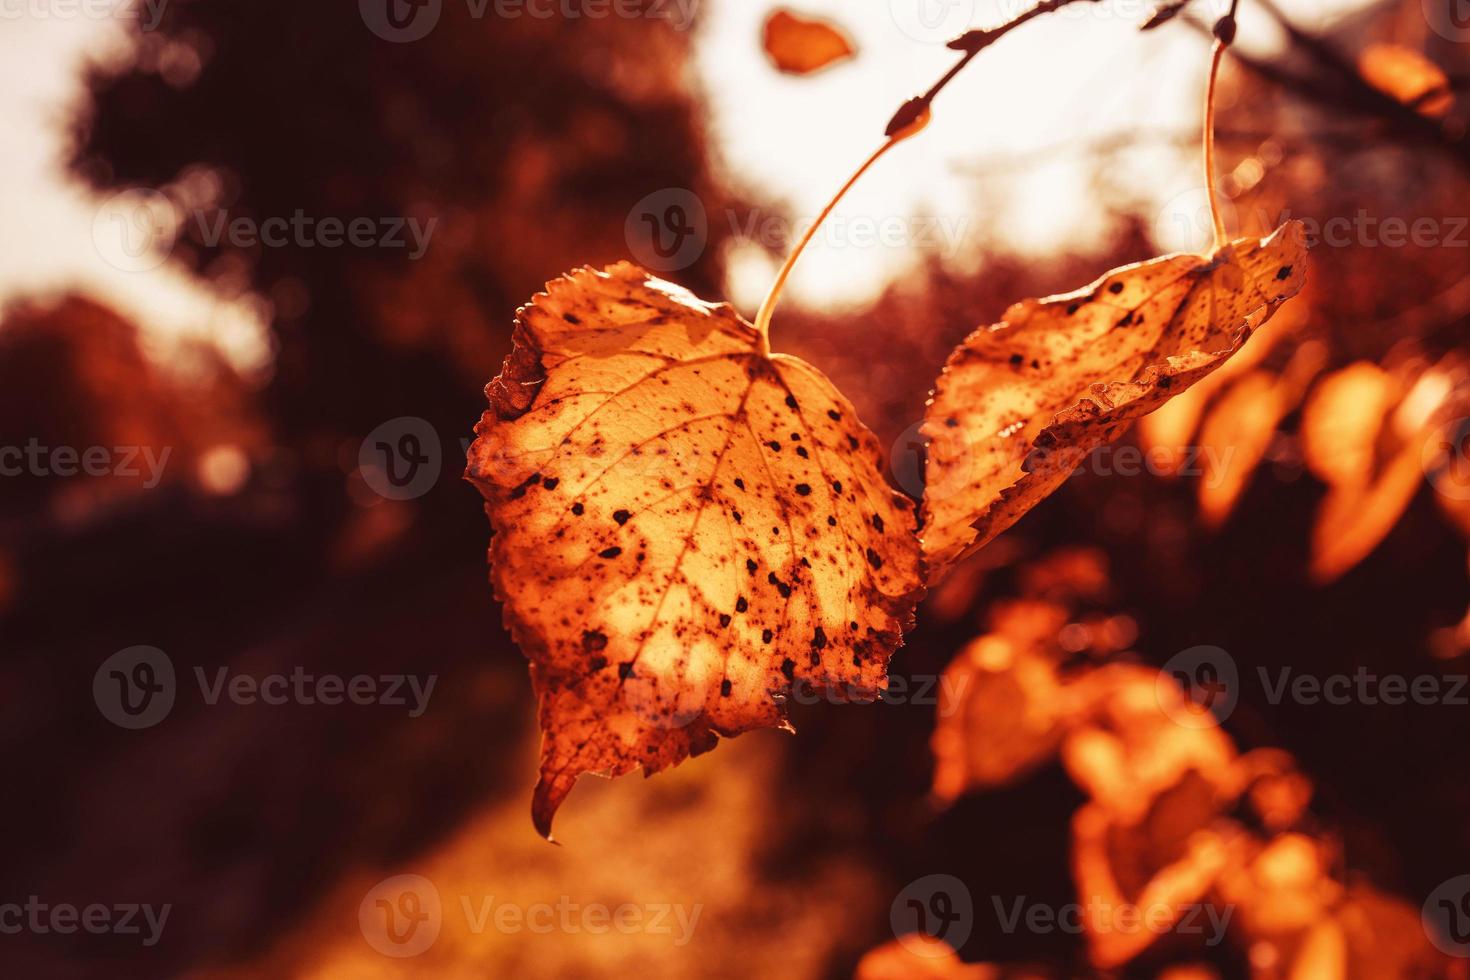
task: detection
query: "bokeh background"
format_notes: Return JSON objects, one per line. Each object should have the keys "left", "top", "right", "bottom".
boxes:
{"left": 3, "top": 0, "right": 1470, "bottom": 976}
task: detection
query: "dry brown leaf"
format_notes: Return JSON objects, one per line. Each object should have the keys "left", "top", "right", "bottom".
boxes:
{"left": 465, "top": 262, "right": 923, "bottom": 837}
{"left": 1136, "top": 279, "right": 1312, "bottom": 478}
{"left": 921, "top": 223, "right": 1308, "bottom": 574}
{"left": 761, "top": 9, "right": 855, "bottom": 76}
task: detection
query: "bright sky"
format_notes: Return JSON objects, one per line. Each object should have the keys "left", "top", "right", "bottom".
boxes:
{"left": 0, "top": 2, "right": 269, "bottom": 375}
{"left": 0, "top": 0, "right": 1369, "bottom": 363}
{"left": 693, "top": 0, "right": 1370, "bottom": 314}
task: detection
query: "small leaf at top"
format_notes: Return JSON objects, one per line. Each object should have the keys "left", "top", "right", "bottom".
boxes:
{"left": 466, "top": 262, "right": 923, "bottom": 838}
{"left": 921, "top": 222, "right": 1308, "bottom": 574}
{"left": 761, "top": 9, "right": 855, "bottom": 76}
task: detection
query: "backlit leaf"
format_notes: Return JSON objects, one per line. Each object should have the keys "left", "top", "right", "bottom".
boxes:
{"left": 921, "top": 223, "right": 1308, "bottom": 573}
{"left": 761, "top": 9, "right": 855, "bottom": 76}
{"left": 465, "top": 262, "right": 923, "bottom": 837}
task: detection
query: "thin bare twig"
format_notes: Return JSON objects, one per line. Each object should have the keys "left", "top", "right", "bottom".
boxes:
{"left": 884, "top": 0, "right": 1105, "bottom": 137}
{"left": 1213, "top": 0, "right": 1470, "bottom": 173}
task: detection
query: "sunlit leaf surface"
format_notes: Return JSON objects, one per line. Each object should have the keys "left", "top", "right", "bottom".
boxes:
{"left": 466, "top": 262, "right": 923, "bottom": 836}
{"left": 922, "top": 223, "right": 1308, "bottom": 573}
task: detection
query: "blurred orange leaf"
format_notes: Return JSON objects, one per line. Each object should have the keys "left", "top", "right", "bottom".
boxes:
{"left": 1301, "top": 359, "right": 1460, "bottom": 582}
{"left": 921, "top": 223, "right": 1308, "bottom": 574}
{"left": 761, "top": 9, "right": 855, "bottom": 76}
{"left": 1358, "top": 43, "right": 1453, "bottom": 118}
{"left": 466, "top": 262, "right": 923, "bottom": 837}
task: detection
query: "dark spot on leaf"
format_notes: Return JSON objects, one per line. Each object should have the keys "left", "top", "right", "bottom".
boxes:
{"left": 542, "top": 477, "right": 560, "bottom": 490}
{"left": 866, "top": 547, "right": 883, "bottom": 569}
{"left": 719, "top": 613, "right": 731, "bottom": 627}
{"left": 582, "top": 630, "right": 608, "bottom": 652}
{"left": 767, "top": 440, "right": 782, "bottom": 452}
{"left": 736, "top": 596, "right": 748, "bottom": 613}
{"left": 746, "top": 558, "right": 758, "bottom": 574}
{"left": 599, "top": 546, "right": 622, "bottom": 559}
{"left": 827, "top": 409, "right": 841, "bottom": 421}
{"left": 831, "top": 480, "right": 842, "bottom": 493}
{"left": 1066, "top": 302, "right": 1080, "bottom": 315}
{"left": 812, "top": 626, "right": 827, "bottom": 650}
{"left": 734, "top": 477, "right": 745, "bottom": 490}
{"left": 871, "top": 514, "right": 884, "bottom": 532}
{"left": 571, "top": 502, "right": 584, "bottom": 516}
{"left": 618, "top": 662, "right": 634, "bottom": 679}
{"left": 1109, "top": 281, "right": 1124, "bottom": 294}
{"left": 763, "top": 629, "right": 775, "bottom": 644}
{"left": 779, "top": 658, "right": 795, "bottom": 679}
{"left": 785, "top": 394, "right": 798, "bottom": 409}
{"left": 795, "top": 483, "right": 811, "bottom": 496}
{"left": 721, "top": 679, "right": 732, "bottom": 696}
{"left": 1276, "top": 265, "right": 1293, "bottom": 280}
{"left": 613, "top": 509, "right": 631, "bottom": 525}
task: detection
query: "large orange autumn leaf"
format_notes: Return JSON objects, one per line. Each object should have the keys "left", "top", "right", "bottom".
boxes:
{"left": 466, "top": 263, "right": 923, "bottom": 837}
{"left": 921, "top": 222, "right": 1308, "bottom": 572}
